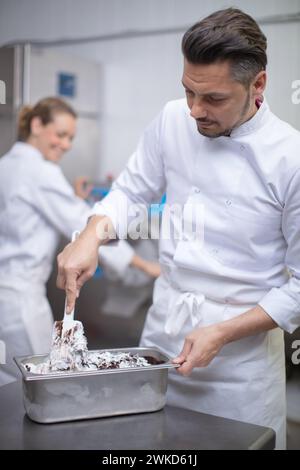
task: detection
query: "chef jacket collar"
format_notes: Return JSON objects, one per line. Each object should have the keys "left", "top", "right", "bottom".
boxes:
{"left": 229, "top": 96, "right": 269, "bottom": 138}
{"left": 11, "top": 141, "right": 45, "bottom": 161}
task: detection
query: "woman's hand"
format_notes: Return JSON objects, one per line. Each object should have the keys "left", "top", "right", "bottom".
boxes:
{"left": 172, "top": 324, "right": 226, "bottom": 376}
{"left": 73, "top": 176, "right": 94, "bottom": 200}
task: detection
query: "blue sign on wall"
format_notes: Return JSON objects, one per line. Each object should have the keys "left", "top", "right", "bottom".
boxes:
{"left": 58, "top": 73, "right": 76, "bottom": 98}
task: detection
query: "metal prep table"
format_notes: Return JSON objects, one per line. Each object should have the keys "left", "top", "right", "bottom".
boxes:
{"left": 0, "top": 381, "right": 275, "bottom": 450}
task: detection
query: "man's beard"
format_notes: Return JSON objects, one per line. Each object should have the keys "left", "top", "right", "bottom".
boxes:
{"left": 196, "top": 90, "right": 251, "bottom": 138}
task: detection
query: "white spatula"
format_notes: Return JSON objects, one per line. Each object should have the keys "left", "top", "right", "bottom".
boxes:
{"left": 62, "top": 230, "right": 80, "bottom": 337}
{"left": 49, "top": 230, "right": 88, "bottom": 370}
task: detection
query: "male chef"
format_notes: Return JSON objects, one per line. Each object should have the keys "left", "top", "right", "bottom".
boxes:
{"left": 56, "top": 8, "right": 300, "bottom": 449}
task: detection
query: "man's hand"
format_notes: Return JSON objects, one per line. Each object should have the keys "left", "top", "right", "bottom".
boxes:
{"left": 172, "top": 325, "right": 225, "bottom": 376}
{"left": 56, "top": 215, "right": 115, "bottom": 312}
{"left": 172, "top": 305, "right": 278, "bottom": 376}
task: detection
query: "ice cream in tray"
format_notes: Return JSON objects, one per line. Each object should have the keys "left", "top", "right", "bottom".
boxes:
{"left": 14, "top": 321, "right": 178, "bottom": 423}
{"left": 23, "top": 320, "right": 164, "bottom": 374}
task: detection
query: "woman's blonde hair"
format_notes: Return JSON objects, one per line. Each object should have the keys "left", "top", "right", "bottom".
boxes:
{"left": 18, "top": 97, "right": 77, "bottom": 141}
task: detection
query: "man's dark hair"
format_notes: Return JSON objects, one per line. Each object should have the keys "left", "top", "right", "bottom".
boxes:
{"left": 182, "top": 8, "right": 267, "bottom": 87}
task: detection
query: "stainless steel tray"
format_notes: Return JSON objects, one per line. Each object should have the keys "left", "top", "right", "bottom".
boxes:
{"left": 14, "top": 347, "right": 178, "bottom": 423}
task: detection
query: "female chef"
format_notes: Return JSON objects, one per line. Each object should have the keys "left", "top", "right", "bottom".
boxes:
{"left": 0, "top": 97, "right": 159, "bottom": 386}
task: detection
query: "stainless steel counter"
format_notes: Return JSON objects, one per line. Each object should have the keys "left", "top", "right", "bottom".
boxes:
{"left": 0, "top": 381, "right": 275, "bottom": 450}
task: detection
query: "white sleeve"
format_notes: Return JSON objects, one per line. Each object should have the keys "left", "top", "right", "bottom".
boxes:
{"left": 22, "top": 164, "right": 137, "bottom": 275}
{"left": 90, "top": 108, "right": 166, "bottom": 238}
{"left": 99, "top": 240, "right": 134, "bottom": 279}
{"left": 259, "top": 169, "right": 300, "bottom": 333}
{"left": 23, "top": 163, "right": 91, "bottom": 239}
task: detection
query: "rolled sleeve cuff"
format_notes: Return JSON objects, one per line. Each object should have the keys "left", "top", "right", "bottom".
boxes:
{"left": 259, "top": 287, "right": 300, "bottom": 334}
{"left": 89, "top": 189, "right": 129, "bottom": 239}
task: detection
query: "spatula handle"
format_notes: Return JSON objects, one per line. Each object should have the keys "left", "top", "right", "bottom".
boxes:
{"left": 63, "top": 230, "right": 80, "bottom": 321}
{"left": 71, "top": 230, "right": 80, "bottom": 243}
{"left": 63, "top": 297, "right": 74, "bottom": 321}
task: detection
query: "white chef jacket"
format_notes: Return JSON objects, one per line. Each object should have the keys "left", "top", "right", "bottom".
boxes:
{"left": 91, "top": 98, "right": 300, "bottom": 334}
{"left": 0, "top": 142, "right": 134, "bottom": 285}
{"left": 0, "top": 142, "right": 133, "bottom": 386}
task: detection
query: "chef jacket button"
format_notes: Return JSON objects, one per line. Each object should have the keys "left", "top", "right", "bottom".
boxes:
{"left": 225, "top": 199, "right": 232, "bottom": 206}
{"left": 194, "top": 188, "right": 201, "bottom": 194}
{"left": 240, "top": 144, "right": 245, "bottom": 151}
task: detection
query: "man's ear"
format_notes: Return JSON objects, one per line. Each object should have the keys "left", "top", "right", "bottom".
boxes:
{"left": 252, "top": 70, "right": 267, "bottom": 97}
{"left": 30, "top": 116, "right": 43, "bottom": 137}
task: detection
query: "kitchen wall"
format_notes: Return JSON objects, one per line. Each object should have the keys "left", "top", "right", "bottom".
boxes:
{"left": 28, "top": 47, "right": 102, "bottom": 182}
{"left": 1, "top": 0, "right": 300, "bottom": 180}
{"left": 1, "top": 0, "right": 300, "bottom": 44}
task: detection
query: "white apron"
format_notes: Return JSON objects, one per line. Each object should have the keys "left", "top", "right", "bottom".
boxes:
{"left": 0, "top": 277, "right": 53, "bottom": 386}
{"left": 140, "top": 267, "right": 286, "bottom": 449}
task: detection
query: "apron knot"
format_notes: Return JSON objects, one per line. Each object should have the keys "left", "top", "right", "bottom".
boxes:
{"left": 165, "top": 289, "right": 205, "bottom": 337}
